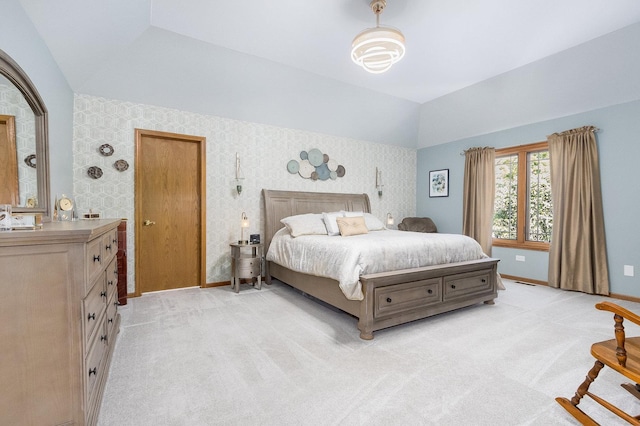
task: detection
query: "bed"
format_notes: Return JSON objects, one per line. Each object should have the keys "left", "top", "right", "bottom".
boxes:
{"left": 262, "top": 189, "right": 499, "bottom": 340}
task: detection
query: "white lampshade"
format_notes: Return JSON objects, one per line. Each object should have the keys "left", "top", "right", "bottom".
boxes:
{"left": 351, "top": 0, "right": 405, "bottom": 74}
{"left": 351, "top": 27, "right": 405, "bottom": 74}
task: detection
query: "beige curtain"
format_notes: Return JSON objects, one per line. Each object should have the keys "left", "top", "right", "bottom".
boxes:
{"left": 462, "top": 147, "right": 495, "bottom": 256}
{"left": 547, "top": 126, "right": 609, "bottom": 295}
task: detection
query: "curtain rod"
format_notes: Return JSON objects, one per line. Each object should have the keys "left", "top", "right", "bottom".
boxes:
{"left": 459, "top": 127, "right": 601, "bottom": 155}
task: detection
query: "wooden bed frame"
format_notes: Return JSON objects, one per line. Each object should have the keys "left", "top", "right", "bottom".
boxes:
{"left": 262, "top": 189, "right": 499, "bottom": 340}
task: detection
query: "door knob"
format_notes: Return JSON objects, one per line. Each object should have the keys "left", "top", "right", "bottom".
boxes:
{"left": 143, "top": 219, "right": 156, "bottom": 226}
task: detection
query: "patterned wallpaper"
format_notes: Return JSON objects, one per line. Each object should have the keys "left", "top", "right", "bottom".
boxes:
{"left": 0, "top": 83, "right": 37, "bottom": 205}
{"left": 72, "top": 94, "right": 416, "bottom": 293}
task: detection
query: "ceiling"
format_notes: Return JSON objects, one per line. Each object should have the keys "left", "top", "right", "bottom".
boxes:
{"left": 19, "top": 0, "right": 640, "bottom": 104}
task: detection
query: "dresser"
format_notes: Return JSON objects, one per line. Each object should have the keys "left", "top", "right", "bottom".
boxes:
{"left": 0, "top": 219, "right": 121, "bottom": 425}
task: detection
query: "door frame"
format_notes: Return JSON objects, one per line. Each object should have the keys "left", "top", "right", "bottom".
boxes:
{"left": 133, "top": 128, "right": 206, "bottom": 296}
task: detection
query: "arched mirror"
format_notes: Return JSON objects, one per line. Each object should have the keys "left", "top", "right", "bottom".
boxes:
{"left": 0, "top": 49, "right": 50, "bottom": 220}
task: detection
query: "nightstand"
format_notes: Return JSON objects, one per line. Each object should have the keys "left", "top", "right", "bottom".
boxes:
{"left": 229, "top": 243, "right": 263, "bottom": 292}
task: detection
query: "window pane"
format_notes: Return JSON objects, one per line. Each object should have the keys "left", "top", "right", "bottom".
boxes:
{"left": 527, "top": 150, "right": 552, "bottom": 242}
{"left": 493, "top": 154, "right": 518, "bottom": 240}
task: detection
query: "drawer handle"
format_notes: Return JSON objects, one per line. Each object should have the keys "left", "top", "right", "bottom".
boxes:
{"left": 427, "top": 289, "right": 433, "bottom": 294}
{"left": 88, "top": 313, "right": 96, "bottom": 321}
{"left": 93, "top": 255, "right": 100, "bottom": 262}
{"left": 101, "top": 335, "right": 107, "bottom": 342}
{"left": 101, "top": 291, "right": 107, "bottom": 298}
{"left": 451, "top": 284, "right": 456, "bottom": 289}
{"left": 386, "top": 297, "right": 392, "bottom": 303}
{"left": 113, "top": 238, "right": 117, "bottom": 244}
{"left": 481, "top": 279, "right": 486, "bottom": 283}
{"left": 108, "top": 280, "right": 114, "bottom": 286}
{"left": 88, "top": 367, "right": 97, "bottom": 376}
{"left": 108, "top": 318, "right": 113, "bottom": 324}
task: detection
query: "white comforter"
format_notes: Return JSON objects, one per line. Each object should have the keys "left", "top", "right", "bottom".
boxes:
{"left": 266, "top": 229, "right": 487, "bottom": 301}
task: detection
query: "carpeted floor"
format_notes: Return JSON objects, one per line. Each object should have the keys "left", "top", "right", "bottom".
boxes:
{"left": 98, "top": 279, "right": 640, "bottom": 425}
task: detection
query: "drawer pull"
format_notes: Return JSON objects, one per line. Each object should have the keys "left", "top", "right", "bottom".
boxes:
{"left": 108, "top": 318, "right": 114, "bottom": 324}
{"left": 101, "top": 291, "right": 107, "bottom": 298}
{"left": 108, "top": 280, "right": 114, "bottom": 286}
{"left": 481, "top": 279, "right": 486, "bottom": 283}
{"left": 427, "top": 289, "right": 433, "bottom": 294}
{"left": 451, "top": 284, "right": 456, "bottom": 289}
{"left": 105, "top": 244, "right": 112, "bottom": 251}
{"left": 89, "top": 367, "right": 97, "bottom": 376}
{"left": 87, "top": 313, "right": 96, "bottom": 321}
{"left": 93, "top": 255, "right": 100, "bottom": 262}
{"left": 113, "top": 238, "right": 117, "bottom": 244}
{"left": 386, "top": 297, "right": 392, "bottom": 303}
{"left": 101, "top": 335, "right": 107, "bottom": 342}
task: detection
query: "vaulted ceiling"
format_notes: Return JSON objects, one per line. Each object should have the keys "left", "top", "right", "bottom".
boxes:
{"left": 19, "top": 0, "right": 640, "bottom": 104}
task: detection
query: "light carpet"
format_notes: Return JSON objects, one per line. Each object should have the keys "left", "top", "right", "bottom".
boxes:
{"left": 98, "top": 279, "right": 640, "bottom": 425}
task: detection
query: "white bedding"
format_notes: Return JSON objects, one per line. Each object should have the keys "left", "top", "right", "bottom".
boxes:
{"left": 266, "top": 229, "right": 488, "bottom": 301}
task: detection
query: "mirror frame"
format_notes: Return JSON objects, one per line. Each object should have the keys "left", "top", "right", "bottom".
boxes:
{"left": 0, "top": 49, "right": 50, "bottom": 221}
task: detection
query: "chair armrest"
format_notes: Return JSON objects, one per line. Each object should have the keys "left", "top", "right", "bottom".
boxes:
{"left": 596, "top": 301, "right": 640, "bottom": 327}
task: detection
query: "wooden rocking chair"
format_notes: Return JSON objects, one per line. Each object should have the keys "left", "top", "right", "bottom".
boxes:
{"left": 556, "top": 301, "right": 640, "bottom": 425}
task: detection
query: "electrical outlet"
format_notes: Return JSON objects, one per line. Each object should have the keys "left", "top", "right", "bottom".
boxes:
{"left": 624, "top": 265, "right": 634, "bottom": 277}
{"left": 516, "top": 255, "right": 525, "bottom": 262}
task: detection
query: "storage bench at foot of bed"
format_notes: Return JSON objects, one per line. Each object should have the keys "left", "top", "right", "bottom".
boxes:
{"left": 358, "top": 258, "right": 499, "bottom": 340}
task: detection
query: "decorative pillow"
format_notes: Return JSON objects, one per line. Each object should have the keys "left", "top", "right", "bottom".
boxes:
{"left": 342, "top": 211, "right": 386, "bottom": 231}
{"left": 336, "top": 216, "right": 369, "bottom": 236}
{"left": 322, "top": 211, "right": 344, "bottom": 236}
{"left": 280, "top": 213, "right": 328, "bottom": 237}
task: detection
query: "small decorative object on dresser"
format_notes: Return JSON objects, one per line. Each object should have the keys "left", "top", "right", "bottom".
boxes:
{"left": 229, "top": 242, "right": 263, "bottom": 293}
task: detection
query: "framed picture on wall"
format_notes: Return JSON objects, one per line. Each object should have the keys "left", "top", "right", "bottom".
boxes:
{"left": 429, "top": 169, "right": 449, "bottom": 197}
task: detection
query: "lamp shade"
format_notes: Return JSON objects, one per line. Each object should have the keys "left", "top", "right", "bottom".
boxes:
{"left": 351, "top": 26, "right": 405, "bottom": 74}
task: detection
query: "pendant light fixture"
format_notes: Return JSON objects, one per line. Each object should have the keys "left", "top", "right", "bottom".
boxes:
{"left": 351, "top": 0, "right": 405, "bottom": 74}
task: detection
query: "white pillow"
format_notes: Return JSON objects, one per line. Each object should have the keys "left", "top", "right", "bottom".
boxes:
{"left": 322, "top": 211, "right": 344, "bottom": 236}
{"left": 280, "top": 213, "right": 328, "bottom": 237}
{"left": 342, "top": 211, "right": 386, "bottom": 231}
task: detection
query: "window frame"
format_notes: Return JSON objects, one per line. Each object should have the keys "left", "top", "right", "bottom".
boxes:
{"left": 493, "top": 141, "right": 550, "bottom": 252}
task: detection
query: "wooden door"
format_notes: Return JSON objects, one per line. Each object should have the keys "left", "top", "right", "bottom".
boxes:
{"left": 0, "top": 115, "right": 18, "bottom": 205}
{"left": 135, "top": 129, "right": 206, "bottom": 295}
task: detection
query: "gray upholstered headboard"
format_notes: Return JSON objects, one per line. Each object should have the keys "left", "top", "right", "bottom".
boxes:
{"left": 262, "top": 189, "right": 371, "bottom": 250}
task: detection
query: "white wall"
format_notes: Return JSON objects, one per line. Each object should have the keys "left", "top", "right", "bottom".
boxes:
{"left": 73, "top": 94, "right": 416, "bottom": 293}
{"left": 2, "top": 0, "right": 74, "bottom": 202}
{"left": 77, "top": 27, "right": 421, "bottom": 149}
{"left": 418, "top": 23, "right": 640, "bottom": 148}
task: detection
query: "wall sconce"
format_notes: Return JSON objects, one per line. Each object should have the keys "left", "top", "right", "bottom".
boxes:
{"left": 376, "top": 167, "right": 383, "bottom": 196}
{"left": 235, "top": 153, "right": 244, "bottom": 195}
{"left": 239, "top": 212, "right": 249, "bottom": 245}
{"left": 386, "top": 213, "right": 394, "bottom": 227}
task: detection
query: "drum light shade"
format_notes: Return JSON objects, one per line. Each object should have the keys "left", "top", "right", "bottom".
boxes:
{"left": 351, "top": 0, "right": 405, "bottom": 74}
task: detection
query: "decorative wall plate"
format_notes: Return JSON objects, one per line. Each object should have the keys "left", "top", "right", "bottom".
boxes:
{"left": 307, "top": 148, "right": 323, "bottom": 167}
{"left": 286, "top": 159, "right": 300, "bottom": 174}
{"left": 24, "top": 154, "right": 36, "bottom": 168}
{"left": 99, "top": 143, "right": 114, "bottom": 156}
{"left": 114, "top": 159, "right": 129, "bottom": 171}
{"left": 87, "top": 166, "right": 103, "bottom": 179}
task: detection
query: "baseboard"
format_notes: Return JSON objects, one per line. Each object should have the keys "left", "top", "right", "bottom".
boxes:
{"left": 501, "top": 274, "right": 548, "bottom": 286}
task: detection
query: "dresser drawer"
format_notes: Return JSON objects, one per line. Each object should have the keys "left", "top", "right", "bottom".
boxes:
{"left": 106, "top": 293, "right": 118, "bottom": 339}
{"left": 235, "top": 257, "right": 261, "bottom": 278}
{"left": 106, "top": 256, "right": 118, "bottom": 301}
{"left": 85, "top": 321, "right": 108, "bottom": 412}
{"left": 443, "top": 269, "right": 493, "bottom": 301}
{"left": 102, "top": 229, "right": 118, "bottom": 263}
{"left": 83, "top": 272, "right": 107, "bottom": 349}
{"left": 374, "top": 278, "right": 441, "bottom": 318}
{"left": 86, "top": 237, "right": 103, "bottom": 287}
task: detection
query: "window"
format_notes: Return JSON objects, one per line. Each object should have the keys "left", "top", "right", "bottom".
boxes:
{"left": 493, "top": 141, "right": 551, "bottom": 250}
